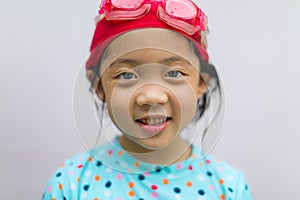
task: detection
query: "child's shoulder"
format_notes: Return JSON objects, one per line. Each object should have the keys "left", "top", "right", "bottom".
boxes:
{"left": 197, "top": 154, "right": 252, "bottom": 198}
{"left": 204, "top": 154, "right": 243, "bottom": 175}
{"left": 190, "top": 145, "right": 246, "bottom": 180}
{"left": 54, "top": 150, "right": 103, "bottom": 176}
{"left": 45, "top": 151, "right": 94, "bottom": 183}
{"left": 200, "top": 153, "right": 247, "bottom": 183}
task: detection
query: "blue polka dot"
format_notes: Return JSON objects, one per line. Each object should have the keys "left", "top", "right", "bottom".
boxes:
{"left": 155, "top": 166, "right": 161, "bottom": 172}
{"left": 138, "top": 174, "right": 145, "bottom": 180}
{"left": 206, "top": 171, "right": 212, "bottom": 177}
{"left": 198, "top": 189, "right": 205, "bottom": 195}
{"left": 83, "top": 185, "right": 90, "bottom": 191}
{"left": 96, "top": 161, "right": 102, "bottom": 167}
{"left": 228, "top": 187, "right": 234, "bottom": 192}
{"left": 245, "top": 184, "right": 248, "bottom": 190}
{"left": 173, "top": 187, "right": 181, "bottom": 193}
{"left": 56, "top": 172, "right": 62, "bottom": 177}
{"left": 105, "top": 181, "right": 112, "bottom": 188}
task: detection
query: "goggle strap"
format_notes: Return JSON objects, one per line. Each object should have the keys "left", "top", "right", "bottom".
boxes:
{"left": 200, "top": 31, "right": 207, "bottom": 49}
{"left": 106, "top": 4, "right": 151, "bottom": 20}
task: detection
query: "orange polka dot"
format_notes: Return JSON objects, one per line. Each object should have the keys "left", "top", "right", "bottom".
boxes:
{"left": 94, "top": 175, "right": 101, "bottom": 181}
{"left": 186, "top": 181, "right": 193, "bottom": 187}
{"left": 219, "top": 179, "right": 224, "bottom": 184}
{"left": 162, "top": 179, "right": 169, "bottom": 185}
{"left": 128, "top": 169, "right": 133, "bottom": 173}
{"left": 88, "top": 157, "right": 93, "bottom": 162}
{"left": 128, "top": 182, "right": 134, "bottom": 188}
{"left": 134, "top": 162, "right": 140, "bottom": 168}
{"left": 118, "top": 150, "right": 123, "bottom": 156}
{"left": 220, "top": 194, "right": 225, "bottom": 200}
{"left": 128, "top": 190, "right": 135, "bottom": 197}
{"left": 77, "top": 177, "right": 80, "bottom": 182}
{"left": 94, "top": 198, "right": 99, "bottom": 200}
{"left": 58, "top": 183, "right": 63, "bottom": 190}
{"left": 52, "top": 198, "right": 56, "bottom": 200}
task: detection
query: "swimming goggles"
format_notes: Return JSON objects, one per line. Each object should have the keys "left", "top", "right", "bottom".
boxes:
{"left": 98, "top": 0, "right": 208, "bottom": 35}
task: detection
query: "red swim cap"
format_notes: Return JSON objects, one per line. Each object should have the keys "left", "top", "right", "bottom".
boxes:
{"left": 86, "top": 2, "right": 208, "bottom": 69}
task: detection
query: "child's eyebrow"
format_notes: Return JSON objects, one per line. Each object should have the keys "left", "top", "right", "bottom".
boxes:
{"left": 161, "top": 57, "right": 192, "bottom": 65}
{"left": 110, "top": 58, "right": 139, "bottom": 68}
{"left": 109, "top": 56, "right": 192, "bottom": 68}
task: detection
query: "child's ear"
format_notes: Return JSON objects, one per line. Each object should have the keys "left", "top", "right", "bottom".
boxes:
{"left": 196, "top": 76, "right": 208, "bottom": 99}
{"left": 86, "top": 70, "right": 105, "bottom": 101}
{"left": 96, "top": 82, "right": 105, "bottom": 101}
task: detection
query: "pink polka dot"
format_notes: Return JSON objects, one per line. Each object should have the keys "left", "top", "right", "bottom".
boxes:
{"left": 151, "top": 192, "right": 158, "bottom": 198}
{"left": 115, "top": 198, "right": 122, "bottom": 200}
{"left": 176, "top": 163, "right": 183, "bottom": 170}
{"left": 209, "top": 185, "right": 214, "bottom": 190}
{"left": 108, "top": 150, "right": 113, "bottom": 156}
{"left": 69, "top": 171, "right": 74, "bottom": 176}
{"left": 144, "top": 172, "right": 150, "bottom": 176}
{"left": 188, "top": 165, "right": 193, "bottom": 170}
{"left": 218, "top": 167, "right": 223, "bottom": 172}
{"left": 116, "top": 174, "right": 123, "bottom": 180}
{"left": 205, "top": 159, "right": 211, "bottom": 164}
{"left": 47, "top": 186, "right": 52, "bottom": 192}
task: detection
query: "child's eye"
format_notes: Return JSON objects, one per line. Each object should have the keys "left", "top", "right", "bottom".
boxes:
{"left": 118, "top": 72, "right": 137, "bottom": 80}
{"left": 165, "top": 70, "right": 183, "bottom": 78}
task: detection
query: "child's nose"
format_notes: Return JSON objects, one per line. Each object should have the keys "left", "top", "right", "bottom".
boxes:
{"left": 135, "top": 84, "right": 168, "bottom": 106}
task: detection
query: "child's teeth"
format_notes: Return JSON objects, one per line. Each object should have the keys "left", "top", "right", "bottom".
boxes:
{"left": 146, "top": 118, "right": 151, "bottom": 125}
{"left": 142, "top": 117, "right": 167, "bottom": 125}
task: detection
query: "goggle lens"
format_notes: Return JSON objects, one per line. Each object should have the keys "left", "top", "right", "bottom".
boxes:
{"left": 166, "top": 0, "right": 196, "bottom": 19}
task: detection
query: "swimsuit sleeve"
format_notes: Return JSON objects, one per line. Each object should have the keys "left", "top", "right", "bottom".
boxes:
{"left": 42, "top": 171, "right": 67, "bottom": 200}
{"left": 42, "top": 163, "right": 74, "bottom": 200}
{"left": 234, "top": 172, "right": 254, "bottom": 200}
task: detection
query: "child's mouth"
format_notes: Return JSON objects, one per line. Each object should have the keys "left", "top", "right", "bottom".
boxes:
{"left": 135, "top": 116, "right": 171, "bottom": 134}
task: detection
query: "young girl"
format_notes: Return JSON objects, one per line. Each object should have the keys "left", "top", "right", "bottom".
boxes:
{"left": 43, "top": 0, "right": 253, "bottom": 199}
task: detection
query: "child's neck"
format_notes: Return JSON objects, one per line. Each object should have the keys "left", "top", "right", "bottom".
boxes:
{"left": 118, "top": 135, "right": 192, "bottom": 165}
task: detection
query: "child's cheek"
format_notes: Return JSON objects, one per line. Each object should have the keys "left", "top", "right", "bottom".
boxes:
{"left": 167, "top": 81, "right": 198, "bottom": 130}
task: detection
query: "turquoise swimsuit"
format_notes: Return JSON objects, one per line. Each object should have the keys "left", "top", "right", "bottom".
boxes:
{"left": 43, "top": 137, "right": 253, "bottom": 200}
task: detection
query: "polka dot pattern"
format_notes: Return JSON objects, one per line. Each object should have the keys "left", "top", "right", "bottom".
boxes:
{"left": 43, "top": 137, "right": 253, "bottom": 200}
{"left": 138, "top": 174, "right": 145, "bottom": 180}
{"left": 174, "top": 187, "right": 181, "bottom": 193}
{"left": 198, "top": 189, "right": 205, "bottom": 195}
{"left": 105, "top": 181, "right": 112, "bottom": 188}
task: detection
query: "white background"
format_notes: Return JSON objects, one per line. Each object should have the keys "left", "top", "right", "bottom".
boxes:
{"left": 0, "top": 0, "right": 299, "bottom": 199}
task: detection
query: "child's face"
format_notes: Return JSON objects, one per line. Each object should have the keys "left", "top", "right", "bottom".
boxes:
{"left": 96, "top": 29, "right": 206, "bottom": 151}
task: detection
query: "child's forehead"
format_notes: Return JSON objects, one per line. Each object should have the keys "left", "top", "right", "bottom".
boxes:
{"left": 100, "top": 28, "right": 200, "bottom": 69}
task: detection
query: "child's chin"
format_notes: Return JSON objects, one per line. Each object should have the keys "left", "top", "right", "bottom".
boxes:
{"left": 137, "top": 138, "right": 170, "bottom": 151}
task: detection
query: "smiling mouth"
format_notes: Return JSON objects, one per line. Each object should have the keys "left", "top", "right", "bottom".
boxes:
{"left": 136, "top": 116, "right": 171, "bottom": 125}
{"left": 135, "top": 116, "right": 171, "bottom": 133}
{"left": 136, "top": 116, "right": 169, "bottom": 124}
